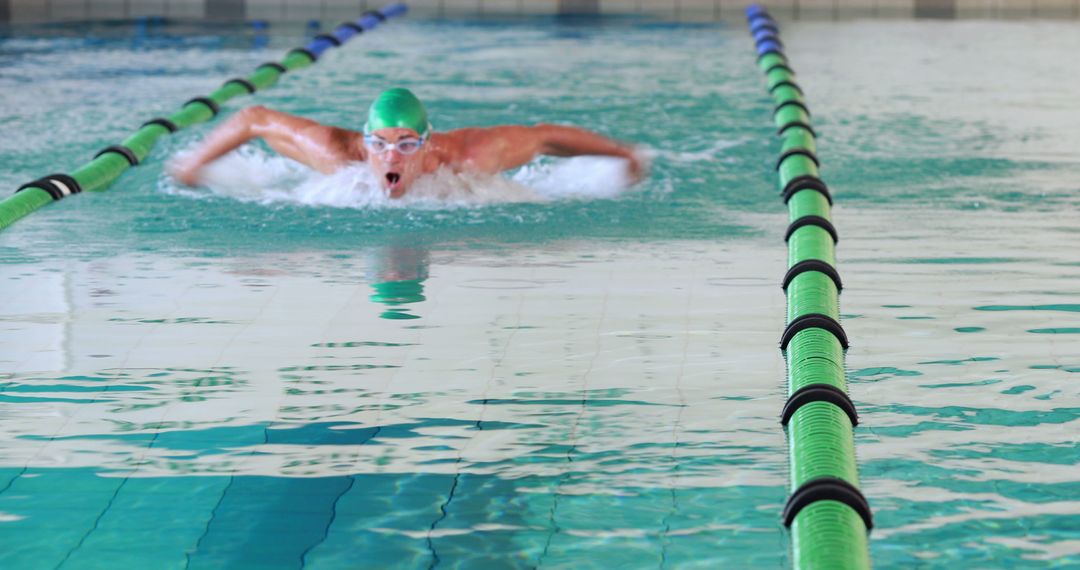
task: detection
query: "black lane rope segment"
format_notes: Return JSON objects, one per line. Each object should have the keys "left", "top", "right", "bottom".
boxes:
{"left": 765, "top": 62, "right": 795, "bottom": 75}
{"left": 184, "top": 97, "right": 219, "bottom": 117}
{"left": 776, "top": 148, "right": 820, "bottom": 170}
{"left": 757, "top": 50, "right": 787, "bottom": 63}
{"left": 16, "top": 174, "right": 82, "bottom": 200}
{"left": 782, "top": 175, "right": 832, "bottom": 205}
{"left": 339, "top": 22, "right": 364, "bottom": 33}
{"left": 17, "top": 178, "right": 63, "bottom": 200}
{"left": 314, "top": 33, "right": 342, "bottom": 47}
{"left": 224, "top": 77, "right": 257, "bottom": 94}
{"left": 94, "top": 145, "right": 139, "bottom": 167}
{"left": 757, "top": 34, "right": 784, "bottom": 48}
{"left": 782, "top": 259, "right": 842, "bottom": 292}
{"left": 779, "top": 122, "right": 816, "bottom": 137}
{"left": 364, "top": 10, "right": 388, "bottom": 21}
{"left": 142, "top": 117, "right": 178, "bottom": 133}
{"left": 785, "top": 215, "right": 838, "bottom": 244}
{"left": 782, "top": 476, "right": 874, "bottom": 530}
{"left": 45, "top": 173, "right": 83, "bottom": 196}
{"left": 288, "top": 47, "right": 318, "bottom": 62}
{"left": 781, "top": 383, "right": 859, "bottom": 427}
{"left": 753, "top": 22, "right": 780, "bottom": 34}
{"left": 775, "top": 100, "right": 812, "bottom": 118}
{"left": 257, "top": 61, "right": 287, "bottom": 74}
{"left": 780, "top": 313, "right": 849, "bottom": 350}
{"left": 770, "top": 80, "right": 804, "bottom": 95}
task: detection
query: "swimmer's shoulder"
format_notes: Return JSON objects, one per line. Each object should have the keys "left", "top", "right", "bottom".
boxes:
{"left": 426, "top": 127, "right": 540, "bottom": 174}
{"left": 317, "top": 125, "right": 364, "bottom": 161}
{"left": 430, "top": 126, "right": 527, "bottom": 156}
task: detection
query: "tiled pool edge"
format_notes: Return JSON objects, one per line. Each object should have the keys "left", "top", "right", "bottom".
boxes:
{"left": 4, "top": 0, "right": 1080, "bottom": 23}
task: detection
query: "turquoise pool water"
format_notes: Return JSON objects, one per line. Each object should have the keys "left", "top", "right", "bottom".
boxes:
{"left": 2, "top": 15, "right": 1079, "bottom": 569}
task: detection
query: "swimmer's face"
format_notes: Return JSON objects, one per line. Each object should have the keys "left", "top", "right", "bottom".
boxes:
{"left": 365, "top": 127, "right": 426, "bottom": 198}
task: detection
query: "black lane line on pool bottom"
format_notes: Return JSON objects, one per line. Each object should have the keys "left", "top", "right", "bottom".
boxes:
{"left": 782, "top": 476, "right": 874, "bottom": 530}
{"left": 298, "top": 475, "right": 361, "bottom": 568}
{"left": 780, "top": 383, "right": 859, "bottom": 427}
{"left": 780, "top": 313, "right": 849, "bottom": 350}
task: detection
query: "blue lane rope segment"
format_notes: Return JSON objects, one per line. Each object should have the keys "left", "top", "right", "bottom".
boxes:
{"left": 315, "top": 33, "right": 342, "bottom": 47}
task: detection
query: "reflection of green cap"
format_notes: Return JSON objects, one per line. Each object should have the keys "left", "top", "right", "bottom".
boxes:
{"left": 370, "top": 279, "right": 426, "bottom": 305}
{"left": 371, "top": 279, "right": 425, "bottom": 320}
{"left": 364, "top": 88, "right": 430, "bottom": 136}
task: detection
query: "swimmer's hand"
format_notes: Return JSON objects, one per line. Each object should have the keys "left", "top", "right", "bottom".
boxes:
{"left": 167, "top": 157, "right": 201, "bottom": 186}
{"left": 626, "top": 149, "right": 650, "bottom": 185}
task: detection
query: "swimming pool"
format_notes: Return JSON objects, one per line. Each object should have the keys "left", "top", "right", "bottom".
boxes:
{"left": 1, "top": 14, "right": 1079, "bottom": 569}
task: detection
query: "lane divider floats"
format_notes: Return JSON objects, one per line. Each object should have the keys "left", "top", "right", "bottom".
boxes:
{"left": 745, "top": 5, "right": 873, "bottom": 570}
{"left": 0, "top": 4, "right": 408, "bottom": 233}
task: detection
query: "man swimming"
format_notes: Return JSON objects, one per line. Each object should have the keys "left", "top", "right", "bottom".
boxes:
{"left": 170, "top": 87, "right": 643, "bottom": 198}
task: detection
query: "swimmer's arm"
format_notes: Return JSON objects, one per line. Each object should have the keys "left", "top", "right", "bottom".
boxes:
{"left": 168, "top": 106, "right": 361, "bottom": 185}
{"left": 463, "top": 124, "right": 643, "bottom": 181}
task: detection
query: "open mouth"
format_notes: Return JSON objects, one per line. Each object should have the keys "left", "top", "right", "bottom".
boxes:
{"left": 384, "top": 172, "right": 403, "bottom": 196}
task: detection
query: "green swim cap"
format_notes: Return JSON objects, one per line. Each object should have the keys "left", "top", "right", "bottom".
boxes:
{"left": 364, "top": 88, "right": 430, "bottom": 137}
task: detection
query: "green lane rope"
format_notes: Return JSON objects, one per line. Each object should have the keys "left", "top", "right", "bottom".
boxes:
{"left": 0, "top": 3, "right": 408, "bottom": 233}
{"left": 746, "top": 5, "right": 874, "bottom": 569}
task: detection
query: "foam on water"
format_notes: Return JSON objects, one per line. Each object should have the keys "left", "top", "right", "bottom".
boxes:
{"left": 160, "top": 145, "right": 646, "bottom": 209}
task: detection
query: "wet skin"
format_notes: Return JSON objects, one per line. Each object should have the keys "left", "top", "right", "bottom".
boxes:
{"left": 170, "top": 105, "right": 644, "bottom": 197}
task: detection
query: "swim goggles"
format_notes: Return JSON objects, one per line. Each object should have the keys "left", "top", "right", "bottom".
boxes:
{"left": 363, "top": 135, "right": 425, "bottom": 155}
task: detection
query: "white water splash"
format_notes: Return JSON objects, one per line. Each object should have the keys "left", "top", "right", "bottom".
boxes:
{"left": 160, "top": 146, "right": 644, "bottom": 209}
{"left": 652, "top": 138, "right": 748, "bottom": 164}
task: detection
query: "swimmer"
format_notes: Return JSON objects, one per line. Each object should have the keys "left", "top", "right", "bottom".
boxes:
{"left": 170, "top": 87, "right": 644, "bottom": 198}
